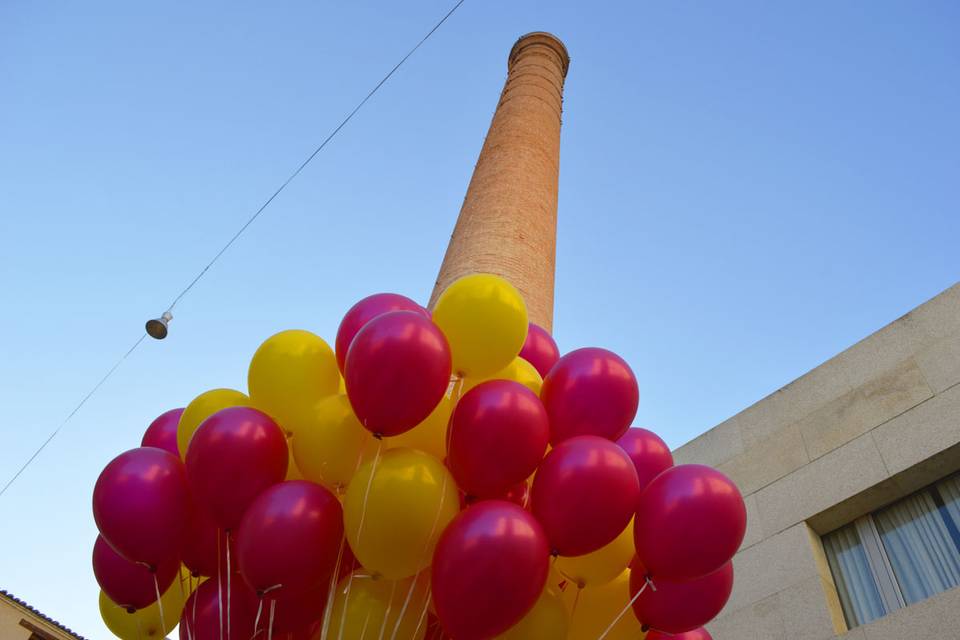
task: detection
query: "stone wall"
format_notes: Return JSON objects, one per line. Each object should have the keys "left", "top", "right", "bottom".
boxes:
{"left": 673, "top": 283, "right": 960, "bottom": 639}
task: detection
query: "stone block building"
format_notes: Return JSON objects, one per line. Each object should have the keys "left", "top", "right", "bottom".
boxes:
{"left": 675, "top": 283, "right": 960, "bottom": 639}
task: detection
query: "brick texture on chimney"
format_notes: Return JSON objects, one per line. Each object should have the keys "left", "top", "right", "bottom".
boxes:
{"left": 428, "top": 32, "right": 569, "bottom": 332}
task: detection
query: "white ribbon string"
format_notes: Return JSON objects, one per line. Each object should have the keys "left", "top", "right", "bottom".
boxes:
{"left": 596, "top": 576, "right": 654, "bottom": 640}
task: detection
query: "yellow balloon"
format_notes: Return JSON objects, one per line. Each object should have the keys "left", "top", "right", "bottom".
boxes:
{"left": 99, "top": 580, "right": 188, "bottom": 640}
{"left": 386, "top": 394, "right": 455, "bottom": 461}
{"left": 285, "top": 437, "right": 305, "bottom": 480}
{"left": 177, "top": 388, "right": 249, "bottom": 459}
{"left": 562, "top": 569, "right": 646, "bottom": 640}
{"left": 496, "top": 587, "right": 568, "bottom": 640}
{"left": 463, "top": 357, "right": 544, "bottom": 396}
{"left": 557, "top": 519, "right": 635, "bottom": 588}
{"left": 248, "top": 329, "right": 340, "bottom": 435}
{"left": 327, "top": 570, "right": 430, "bottom": 640}
{"left": 293, "top": 395, "right": 377, "bottom": 489}
{"left": 344, "top": 448, "right": 459, "bottom": 579}
{"left": 432, "top": 273, "right": 528, "bottom": 377}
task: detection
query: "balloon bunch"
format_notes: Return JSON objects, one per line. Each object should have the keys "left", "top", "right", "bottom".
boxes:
{"left": 91, "top": 273, "right": 746, "bottom": 640}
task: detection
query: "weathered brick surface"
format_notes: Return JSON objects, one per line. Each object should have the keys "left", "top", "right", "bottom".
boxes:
{"left": 428, "top": 32, "right": 568, "bottom": 331}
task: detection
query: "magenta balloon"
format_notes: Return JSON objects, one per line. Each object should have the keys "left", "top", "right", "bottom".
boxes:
{"left": 540, "top": 347, "right": 639, "bottom": 444}
{"left": 335, "top": 293, "right": 429, "bottom": 373}
{"left": 92, "top": 535, "right": 179, "bottom": 611}
{"left": 260, "top": 583, "right": 329, "bottom": 635}
{"left": 141, "top": 408, "right": 184, "bottom": 457}
{"left": 518, "top": 323, "right": 560, "bottom": 378}
{"left": 432, "top": 501, "right": 549, "bottom": 640}
{"left": 631, "top": 558, "right": 733, "bottom": 634}
{"left": 447, "top": 380, "right": 549, "bottom": 498}
{"left": 616, "top": 427, "right": 674, "bottom": 491}
{"left": 237, "top": 481, "right": 343, "bottom": 598}
{"left": 646, "top": 628, "right": 713, "bottom": 640}
{"left": 93, "top": 446, "right": 189, "bottom": 568}
{"left": 530, "top": 435, "right": 640, "bottom": 556}
{"left": 179, "top": 575, "right": 257, "bottom": 640}
{"left": 181, "top": 500, "right": 234, "bottom": 578}
{"left": 634, "top": 464, "right": 746, "bottom": 580}
{"left": 185, "top": 407, "right": 288, "bottom": 531}
{"left": 345, "top": 310, "right": 452, "bottom": 437}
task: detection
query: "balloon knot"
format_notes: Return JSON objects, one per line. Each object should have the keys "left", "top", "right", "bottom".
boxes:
{"left": 125, "top": 607, "right": 136, "bottom": 614}
{"left": 373, "top": 432, "right": 383, "bottom": 440}
{"left": 550, "top": 549, "right": 559, "bottom": 558}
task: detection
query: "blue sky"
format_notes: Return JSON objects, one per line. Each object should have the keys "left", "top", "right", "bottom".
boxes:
{"left": 1, "top": 1, "right": 957, "bottom": 637}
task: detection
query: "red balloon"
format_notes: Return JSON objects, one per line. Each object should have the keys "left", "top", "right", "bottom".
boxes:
{"left": 518, "top": 323, "right": 560, "bottom": 378}
{"left": 447, "top": 380, "right": 549, "bottom": 498}
{"left": 345, "top": 311, "right": 452, "bottom": 437}
{"left": 92, "top": 535, "right": 179, "bottom": 611}
{"left": 181, "top": 500, "right": 234, "bottom": 578}
{"left": 93, "top": 447, "right": 189, "bottom": 568}
{"left": 616, "top": 427, "right": 673, "bottom": 490}
{"left": 530, "top": 436, "right": 639, "bottom": 556}
{"left": 185, "top": 407, "right": 288, "bottom": 530}
{"left": 432, "top": 501, "right": 549, "bottom": 640}
{"left": 335, "top": 293, "right": 429, "bottom": 373}
{"left": 236, "top": 481, "right": 343, "bottom": 598}
{"left": 540, "top": 347, "right": 639, "bottom": 444}
{"left": 630, "top": 558, "right": 733, "bottom": 634}
{"left": 260, "top": 583, "right": 329, "bottom": 635}
{"left": 647, "top": 628, "right": 713, "bottom": 640}
{"left": 634, "top": 464, "right": 746, "bottom": 580}
{"left": 141, "top": 408, "right": 184, "bottom": 457}
{"left": 179, "top": 576, "right": 257, "bottom": 640}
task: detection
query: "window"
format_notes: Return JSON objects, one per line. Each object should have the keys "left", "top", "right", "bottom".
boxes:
{"left": 822, "top": 473, "right": 960, "bottom": 628}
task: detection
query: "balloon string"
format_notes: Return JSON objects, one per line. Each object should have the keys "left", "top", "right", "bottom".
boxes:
{"left": 376, "top": 579, "right": 399, "bottom": 640}
{"left": 218, "top": 530, "right": 224, "bottom": 640}
{"left": 410, "top": 586, "right": 432, "bottom": 640}
{"left": 319, "top": 535, "right": 348, "bottom": 640}
{"left": 226, "top": 531, "right": 232, "bottom": 640}
{"left": 152, "top": 572, "right": 167, "bottom": 635}
{"left": 320, "top": 425, "right": 374, "bottom": 639}
{"left": 338, "top": 439, "right": 383, "bottom": 640}
{"left": 268, "top": 599, "right": 276, "bottom": 640}
{"left": 388, "top": 471, "right": 449, "bottom": 640}
{"left": 595, "top": 576, "right": 654, "bottom": 640}
{"left": 570, "top": 585, "right": 582, "bottom": 620}
{"left": 252, "top": 597, "right": 264, "bottom": 639}
{"left": 358, "top": 604, "right": 374, "bottom": 640}
{"left": 192, "top": 574, "right": 200, "bottom": 638}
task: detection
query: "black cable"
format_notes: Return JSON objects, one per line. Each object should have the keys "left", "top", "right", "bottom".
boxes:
{"left": 165, "top": 0, "right": 467, "bottom": 313}
{"left": 0, "top": 0, "right": 467, "bottom": 500}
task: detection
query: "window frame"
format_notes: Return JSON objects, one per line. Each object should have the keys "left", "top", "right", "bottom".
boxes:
{"left": 822, "top": 471, "right": 960, "bottom": 629}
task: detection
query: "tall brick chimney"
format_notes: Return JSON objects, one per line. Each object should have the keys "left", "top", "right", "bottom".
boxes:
{"left": 428, "top": 32, "right": 569, "bottom": 331}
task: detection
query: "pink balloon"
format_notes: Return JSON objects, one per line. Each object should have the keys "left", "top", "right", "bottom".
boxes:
{"left": 181, "top": 500, "right": 234, "bottom": 578}
{"left": 616, "top": 427, "right": 673, "bottom": 490}
{"left": 518, "top": 323, "right": 560, "bottom": 378}
{"left": 631, "top": 558, "right": 733, "bottom": 634}
{"left": 432, "top": 501, "right": 549, "bottom": 640}
{"left": 179, "top": 575, "right": 257, "bottom": 640}
{"left": 530, "top": 435, "right": 640, "bottom": 556}
{"left": 335, "top": 293, "right": 429, "bottom": 373}
{"left": 92, "top": 535, "right": 179, "bottom": 611}
{"left": 236, "top": 481, "right": 343, "bottom": 598}
{"left": 185, "top": 407, "right": 288, "bottom": 530}
{"left": 646, "top": 628, "right": 713, "bottom": 640}
{"left": 447, "top": 380, "right": 549, "bottom": 498}
{"left": 141, "top": 408, "right": 184, "bottom": 457}
{"left": 540, "top": 347, "right": 639, "bottom": 444}
{"left": 345, "top": 311, "right": 452, "bottom": 437}
{"left": 634, "top": 464, "right": 746, "bottom": 580}
{"left": 93, "top": 447, "right": 189, "bottom": 568}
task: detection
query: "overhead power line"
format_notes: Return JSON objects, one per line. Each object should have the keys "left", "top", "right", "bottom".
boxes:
{"left": 0, "top": 0, "right": 467, "bottom": 500}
